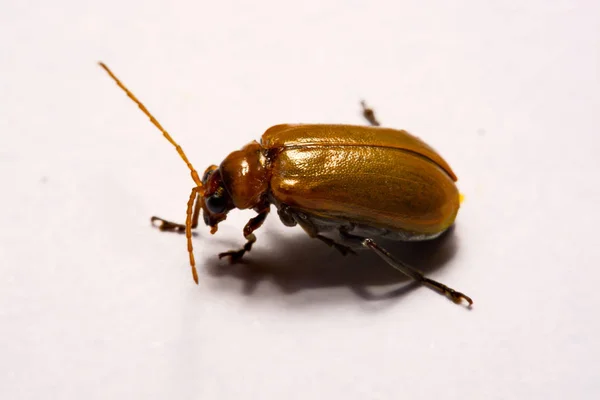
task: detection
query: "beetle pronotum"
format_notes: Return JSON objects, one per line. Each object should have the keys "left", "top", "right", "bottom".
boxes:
{"left": 99, "top": 62, "right": 472, "bottom": 306}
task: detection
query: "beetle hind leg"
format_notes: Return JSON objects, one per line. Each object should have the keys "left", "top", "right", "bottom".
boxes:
{"left": 364, "top": 237, "right": 472, "bottom": 306}
{"left": 315, "top": 234, "right": 356, "bottom": 256}
{"left": 281, "top": 205, "right": 356, "bottom": 256}
{"left": 341, "top": 231, "right": 472, "bottom": 306}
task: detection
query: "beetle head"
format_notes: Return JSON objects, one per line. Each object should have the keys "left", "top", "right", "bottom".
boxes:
{"left": 200, "top": 164, "right": 235, "bottom": 233}
{"left": 201, "top": 141, "right": 269, "bottom": 233}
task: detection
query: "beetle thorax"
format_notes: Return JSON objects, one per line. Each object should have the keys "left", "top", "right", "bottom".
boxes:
{"left": 219, "top": 141, "right": 269, "bottom": 210}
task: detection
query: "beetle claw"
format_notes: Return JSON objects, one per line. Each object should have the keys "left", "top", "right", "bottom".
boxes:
{"left": 446, "top": 289, "right": 473, "bottom": 307}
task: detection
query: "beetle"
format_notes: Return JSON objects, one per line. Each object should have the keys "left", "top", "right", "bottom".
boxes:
{"left": 99, "top": 62, "right": 472, "bottom": 306}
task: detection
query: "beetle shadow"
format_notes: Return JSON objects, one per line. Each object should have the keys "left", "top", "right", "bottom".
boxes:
{"left": 202, "top": 225, "right": 460, "bottom": 303}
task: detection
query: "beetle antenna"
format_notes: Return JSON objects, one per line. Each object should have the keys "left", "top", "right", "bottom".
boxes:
{"left": 99, "top": 61, "right": 201, "bottom": 284}
{"left": 186, "top": 187, "right": 200, "bottom": 284}
{"left": 98, "top": 62, "right": 202, "bottom": 188}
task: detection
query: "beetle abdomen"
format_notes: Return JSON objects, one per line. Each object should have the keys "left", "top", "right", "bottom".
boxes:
{"left": 269, "top": 145, "right": 459, "bottom": 236}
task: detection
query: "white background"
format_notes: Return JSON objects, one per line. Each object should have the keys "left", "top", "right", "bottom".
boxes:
{"left": 1, "top": 1, "right": 599, "bottom": 399}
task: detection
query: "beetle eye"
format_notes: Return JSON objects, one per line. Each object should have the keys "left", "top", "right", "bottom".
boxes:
{"left": 206, "top": 193, "right": 227, "bottom": 214}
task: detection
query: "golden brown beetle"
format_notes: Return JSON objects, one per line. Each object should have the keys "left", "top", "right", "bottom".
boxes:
{"left": 100, "top": 62, "right": 472, "bottom": 306}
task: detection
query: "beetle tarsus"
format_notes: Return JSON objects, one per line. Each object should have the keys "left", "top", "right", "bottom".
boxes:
{"left": 423, "top": 278, "right": 473, "bottom": 307}
{"left": 453, "top": 291, "right": 473, "bottom": 307}
{"left": 151, "top": 216, "right": 186, "bottom": 233}
{"left": 219, "top": 234, "right": 256, "bottom": 263}
{"left": 360, "top": 100, "right": 381, "bottom": 127}
{"left": 150, "top": 192, "right": 202, "bottom": 234}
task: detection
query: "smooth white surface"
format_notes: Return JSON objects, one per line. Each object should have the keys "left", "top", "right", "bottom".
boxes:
{"left": 1, "top": 1, "right": 599, "bottom": 399}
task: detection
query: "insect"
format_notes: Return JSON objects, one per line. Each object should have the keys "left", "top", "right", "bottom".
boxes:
{"left": 99, "top": 62, "right": 472, "bottom": 306}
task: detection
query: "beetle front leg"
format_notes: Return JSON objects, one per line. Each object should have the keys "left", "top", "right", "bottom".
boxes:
{"left": 341, "top": 231, "right": 473, "bottom": 306}
{"left": 151, "top": 192, "right": 202, "bottom": 233}
{"left": 360, "top": 100, "right": 381, "bottom": 126}
{"left": 218, "top": 207, "right": 270, "bottom": 262}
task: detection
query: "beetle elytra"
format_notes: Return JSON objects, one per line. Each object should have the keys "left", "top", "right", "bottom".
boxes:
{"left": 99, "top": 62, "right": 472, "bottom": 306}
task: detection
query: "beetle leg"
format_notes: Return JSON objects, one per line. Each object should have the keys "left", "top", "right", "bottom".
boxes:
{"left": 360, "top": 100, "right": 381, "bottom": 126}
{"left": 314, "top": 234, "right": 356, "bottom": 256}
{"left": 282, "top": 206, "right": 356, "bottom": 256}
{"left": 218, "top": 207, "right": 270, "bottom": 262}
{"left": 151, "top": 192, "right": 202, "bottom": 233}
{"left": 341, "top": 231, "right": 472, "bottom": 306}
